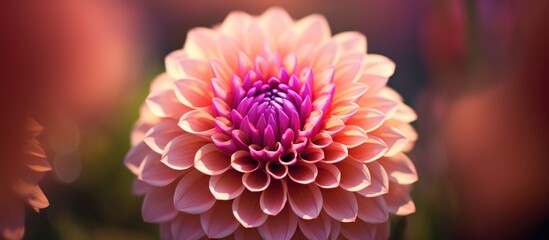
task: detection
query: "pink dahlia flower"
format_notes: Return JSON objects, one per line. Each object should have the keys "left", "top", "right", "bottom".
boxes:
{"left": 126, "top": 7, "right": 418, "bottom": 240}
{"left": 0, "top": 119, "right": 51, "bottom": 240}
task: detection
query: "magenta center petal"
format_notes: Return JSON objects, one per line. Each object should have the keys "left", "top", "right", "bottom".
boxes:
{"left": 211, "top": 65, "right": 334, "bottom": 163}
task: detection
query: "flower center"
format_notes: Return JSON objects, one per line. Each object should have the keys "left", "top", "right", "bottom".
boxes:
{"left": 236, "top": 76, "right": 302, "bottom": 150}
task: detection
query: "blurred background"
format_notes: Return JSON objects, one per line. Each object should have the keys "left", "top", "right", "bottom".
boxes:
{"left": 2, "top": 0, "right": 548, "bottom": 239}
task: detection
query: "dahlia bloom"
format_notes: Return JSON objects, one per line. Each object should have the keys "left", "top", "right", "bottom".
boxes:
{"left": 0, "top": 119, "right": 50, "bottom": 240}
{"left": 126, "top": 7, "right": 418, "bottom": 239}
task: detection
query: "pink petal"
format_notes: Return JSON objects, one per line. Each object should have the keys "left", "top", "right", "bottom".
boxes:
{"left": 143, "top": 119, "right": 182, "bottom": 154}
{"left": 194, "top": 143, "right": 231, "bottom": 175}
{"left": 347, "top": 108, "right": 386, "bottom": 133}
{"left": 357, "top": 96, "right": 399, "bottom": 119}
{"left": 357, "top": 161, "right": 389, "bottom": 197}
{"left": 26, "top": 155, "right": 51, "bottom": 172}
{"left": 363, "top": 54, "right": 396, "bottom": 78}
{"left": 288, "top": 162, "right": 318, "bottom": 184}
{"left": 165, "top": 53, "right": 212, "bottom": 80}
{"left": 330, "top": 101, "right": 359, "bottom": 122}
{"left": 209, "top": 169, "right": 244, "bottom": 200}
{"left": 312, "top": 41, "right": 339, "bottom": 71}
{"left": 315, "top": 162, "right": 341, "bottom": 189}
{"left": 335, "top": 62, "right": 363, "bottom": 84}
{"left": 230, "top": 150, "right": 260, "bottom": 173}
{"left": 259, "top": 7, "right": 293, "bottom": 46}
{"left": 218, "top": 34, "right": 241, "bottom": 70}
{"left": 173, "top": 170, "right": 215, "bottom": 214}
{"left": 359, "top": 74, "right": 389, "bottom": 97}
{"left": 379, "top": 153, "right": 418, "bottom": 185}
{"left": 260, "top": 179, "right": 288, "bottom": 215}
{"left": 287, "top": 180, "right": 322, "bottom": 219}
{"left": 233, "top": 190, "right": 268, "bottom": 228}
{"left": 142, "top": 184, "right": 177, "bottom": 223}
{"left": 347, "top": 136, "right": 388, "bottom": 163}
{"left": 356, "top": 195, "right": 388, "bottom": 223}
{"left": 322, "top": 188, "right": 358, "bottom": 222}
{"left": 173, "top": 78, "right": 213, "bottom": 109}
{"left": 159, "top": 223, "right": 174, "bottom": 240}
{"left": 182, "top": 28, "right": 220, "bottom": 60}
{"left": 329, "top": 219, "right": 341, "bottom": 240}
{"left": 125, "top": 141, "right": 151, "bottom": 174}
{"left": 322, "top": 142, "right": 348, "bottom": 163}
{"left": 210, "top": 58, "right": 234, "bottom": 83}
{"left": 139, "top": 152, "right": 180, "bottom": 186}
{"left": 340, "top": 220, "right": 390, "bottom": 240}
{"left": 371, "top": 125, "right": 409, "bottom": 157}
{"left": 333, "top": 125, "right": 368, "bottom": 148}
{"left": 0, "top": 202, "right": 25, "bottom": 240}
{"left": 322, "top": 117, "right": 345, "bottom": 135}
{"left": 132, "top": 179, "right": 151, "bottom": 196}
{"left": 298, "top": 146, "right": 324, "bottom": 164}
{"left": 332, "top": 83, "right": 369, "bottom": 106}
{"left": 161, "top": 134, "right": 208, "bottom": 170}
{"left": 333, "top": 31, "right": 366, "bottom": 54}
{"left": 200, "top": 200, "right": 239, "bottom": 238}
{"left": 171, "top": 213, "right": 205, "bottom": 240}
{"left": 393, "top": 103, "right": 418, "bottom": 123}
{"left": 26, "top": 185, "right": 49, "bottom": 211}
{"left": 244, "top": 21, "right": 267, "bottom": 57}
{"left": 384, "top": 183, "right": 415, "bottom": 215}
{"left": 178, "top": 109, "right": 216, "bottom": 138}
{"left": 310, "top": 132, "right": 333, "bottom": 148}
{"left": 266, "top": 160, "right": 288, "bottom": 179}
{"left": 242, "top": 170, "right": 271, "bottom": 192}
{"left": 258, "top": 206, "right": 298, "bottom": 240}
{"left": 294, "top": 14, "right": 331, "bottom": 48}
{"left": 146, "top": 89, "right": 190, "bottom": 119}
{"left": 298, "top": 211, "right": 332, "bottom": 240}
{"left": 336, "top": 159, "right": 371, "bottom": 192}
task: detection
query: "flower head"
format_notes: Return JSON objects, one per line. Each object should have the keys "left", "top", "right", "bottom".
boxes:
{"left": 0, "top": 119, "right": 51, "bottom": 240}
{"left": 126, "top": 7, "right": 418, "bottom": 239}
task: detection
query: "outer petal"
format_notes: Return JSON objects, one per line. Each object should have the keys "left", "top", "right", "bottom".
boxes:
{"left": 209, "top": 169, "right": 244, "bottom": 200}
{"left": 173, "top": 78, "right": 213, "bottom": 109}
{"left": 379, "top": 153, "right": 418, "bottom": 185}
{"left": 0, "top": 202, "right": 25, "bottom": 240}
{"left": 139, "top": 153, "right": 181, "bottom": 187}
{"left": 260, "top": 179, "right": 287, "bottom": 216}
{"left": 315, "top": 162, "right": 341, "bottom": 189}
{"left": 356, "top": 195, "right": 389, "bottom": 223}
{"left": 233, "top": 190, "right": 268, "bottom": 228}
{"left": 178, "top": 110, "right": 217, "bottom": 138}
{"left": 336, "top": 159, "right": 371, "bottom": 192}
{"left": 173, "top": 170, "right": 215, "bottom": 214}
{"left": 161, "top": 134, "right": 208, "bottom": 170}
{"left": 143, "top": 119, "right": 183, "bottom": 154}
{"left": 322, "top": 187, "right": 358, "bottom": 222}
{"left": 340, "top": 220, "right": 390, "bottom": 240}
{"left": 171, "top": 213, "right": 205, "bottom": 240}
{"left": 142, "top": 184, "right": 177, "bottom": 223}
{"left": 287, "top": 180, "right": 323, "bottom": 220}
{"left": 333, "top": 125, "right": 368, "bottom": 148}
{"left": 371, "top": 125, "right": 409, "bottom": 157}
{"left": 347, "top": 108, "right": 386, "bottom": 133}
{"left": 358, "top": 161, "right": 389, "bottom": 197}
{"left": 146, "top": 89, "right": 190, "bottom": 119}
{"left": 298, "top": 211, "right": 332, "bottom": 240}
{"left": 347, "top": 136, "right": 388, "bottom": 163}
{"left": 194, "top": 143, "right": 231, "bottom": 175}
{"left": 384, "top": 183, "right": 416, "bottom": 216}
{"left": 200, "top": 200, "right": 240, "bottom": 238}
{"left": 258, "top": 206, "right": 298, "bottom": 240}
